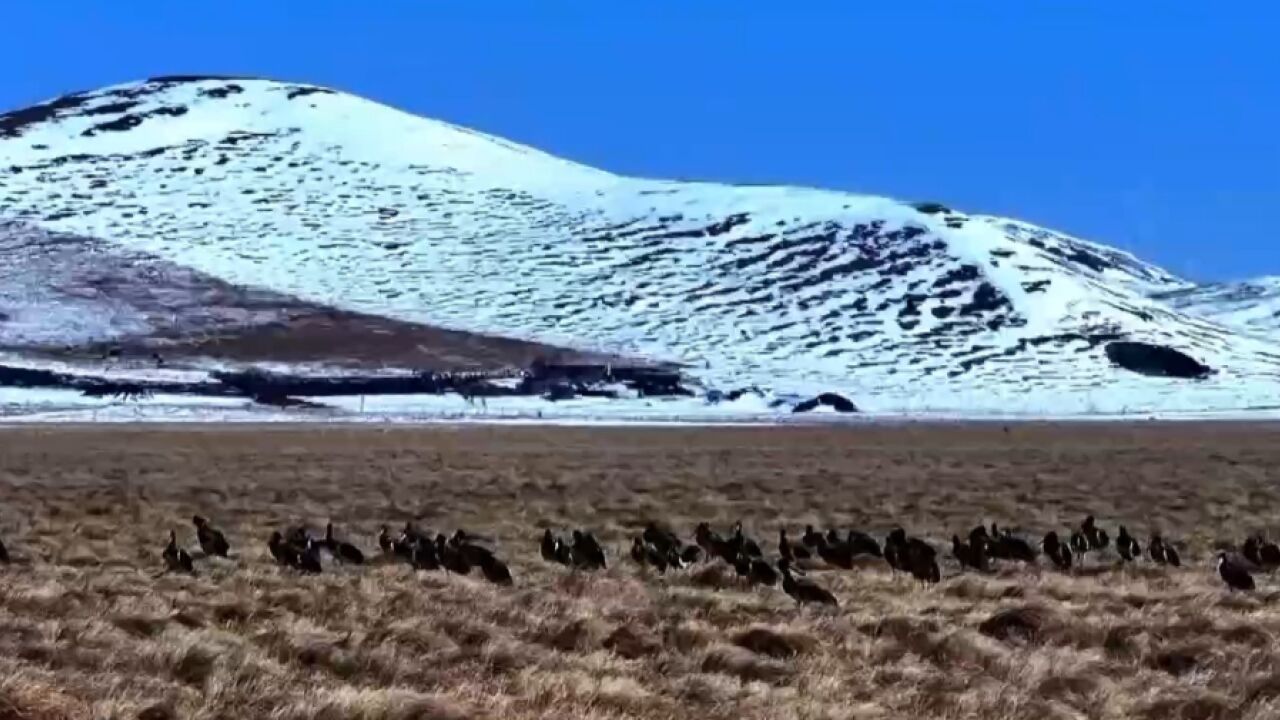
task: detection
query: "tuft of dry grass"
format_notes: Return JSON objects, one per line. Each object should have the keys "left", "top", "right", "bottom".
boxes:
{"left": 0, "top": 423, "right": 1278, "bottom": 718}
{"left": 977, "top": 604, "right": 1060, "bottom": 644}
{"left": 731, "top": 626, "right": 816, "bottom": 659}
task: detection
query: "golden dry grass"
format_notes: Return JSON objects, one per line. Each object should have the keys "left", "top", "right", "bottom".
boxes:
{"left": 0, "top": 423, "right": 1278, "bottom": 719}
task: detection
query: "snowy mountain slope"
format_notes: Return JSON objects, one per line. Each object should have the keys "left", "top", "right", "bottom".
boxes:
{"left": 1152, "top": 278, "right": 1280, "bottom": 336}
{"left": 1, "top": 76, "right": 1278, "bottom": 414}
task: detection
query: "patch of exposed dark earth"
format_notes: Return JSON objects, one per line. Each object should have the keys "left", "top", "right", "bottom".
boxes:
{"left": 0, "top": 222, "right": 708, "bottom": 408}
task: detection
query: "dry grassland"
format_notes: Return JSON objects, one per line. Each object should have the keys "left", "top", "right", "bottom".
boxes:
{"left": 0, "top": 423, "right": 1278, "bottom": 719}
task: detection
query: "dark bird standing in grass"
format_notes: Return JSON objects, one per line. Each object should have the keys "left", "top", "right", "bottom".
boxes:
{"left": 1243, "top": 536, "right": 1263, "bottom": 566}
{"left": 778, "top": 558, "right": 838, "bottom": 606}
{"left": 325, "top": 522, "right": 365, "bottom": 565}
{"left": 983, "top": 528, "right": 1006, "bottom": 560}
{"left": 478, "top": 553, "right": 513, "bottom": 586}
{"left": 1042, "top": 530, "right": 1061, "bottom": 556}
{"left": 735, "top": 554, "right": 778, "bottom": 587}
{"left": 571, "top": 530, "right": 607, "bottom": 570}
{"left": 887, "top": 528, "right": 940, "bottom": 583}
{"left": 540, "top": 529, "right": 558, "bottom": 563}
{"left": 1116, "top": 526, "right": 1141, "bottom": 562}
{"left": 952, "top": 535, "right": 973, "bottom": 568}
{"left": 410, "top": 538, "right": 441, "bottom": 570}
{"left": 1148, "top": 534, "right": 1181, "bottom": 567}
{"left": 694, "top": 522, "right": 719, "bottom": 552}
{"left": 808, "top": 529, "right": 880, "bottom": 567}
{"left": 968, "top": 525, "right": 990, "bottom": 552}
{"left": 695, "top": 522, "right": 737, "bottom": 564}
{"left": 1218, "top": 552, "right": 1256, "bottom": 591}
{"left": 845, "top": 530, "right": 883, "bottom": 558}
{"left": 884, "top": 530, "right": 905, "bottom": 574}
{"left": 988, "top": 529, "right": 1038, "bottom": 563}
{"left": 801, "top": 525, "right": 825, "bottom": 548}
{"left": 731, "top": 521, "right": 764, "bottom": 558}
{"left": 1241, "top": 535, "right": 1280, "bottom": 568}
{"left": 452, "top": 535, "right": 498, "bottom": 568}
{"left": 1069, "top": 530, "right": 1089, "bottom": 557}
{"left": 268, "top": 531, "right": 300, "bottom": 567}
{"left": 751, "top": 557, "right": 779, "bottom": 586}
{"left": 721, "top": 517, "right": 757, "bottom": 558}
{"left": 779, "top": 528, "right": 810, "bottom": 562}
{"left": 662, "top": 545, "right": 686, "bottom": 571}
{"left": 680, "top": 544, "right": 703, "bottom": 565}
{"left": 163, "top": 530, "right": 195, "bottom": 574}
{"left": 643, "top": 522, "right": 681, "bottom": 556}
{"left": 908, "top": 539, "right": 941, "bottom": 584}
{"left": 1043, "top": 531, "right": 1073, "bottom": 571}
{"left": 1261, "top": 538, "right": 1280, "bottom": 568}
{"left": 1081, "top": 515, "right": 1109, "bottom": 551}
{"left": 1148, "top": 535, "right": 1166, "bottom": 564}
{"left": 391, "top": 532, "right": 416, "bottom": 563}
{"left": 1244, "top": 532, "right": 1264, "bottom": 561}
{"left": 192, "top": 515, "right": 230, "bottom": 558}
{"left": 814, "top": 534, "right": 855, "bottom": 570}
{"left": 541, "top": 529, "right": 571, "bottom": 566}
{"left": 401, "top": 522, "right": 430, "bottom": 549}
{"left": 378, "top": 525, "right": 395, "bottom": 556}
{"left": 437, "top": 535, "right": 472, "bottom": 575}
{"left": 298, "top": 538, "right": 323, "bottom": 574}
{"left": 632, "top": 537, "right": 668, "bottom": 573}
{"left": 952, "top": 534, "right": 989, "bottom": 572}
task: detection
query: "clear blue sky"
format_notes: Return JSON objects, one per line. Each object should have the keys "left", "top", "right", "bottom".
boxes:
{"left": 2, "top": 2, "right": 1276, "bottom": 281}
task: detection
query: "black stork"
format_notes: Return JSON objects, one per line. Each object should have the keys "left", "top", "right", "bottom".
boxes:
{"left": 1218, "top": 552, "right": 1255, "bottom": 591}
{"left": 778, "top": 558, "right": 838, "bottom": 606}
{"left": 163, "top": 530, "right": 195, "bottom": 575}
{"left": 325, "top": 522, "right": 365, "bottom": 565}
{"left": 192, "top": 515, "right": 230, "bottom": 558}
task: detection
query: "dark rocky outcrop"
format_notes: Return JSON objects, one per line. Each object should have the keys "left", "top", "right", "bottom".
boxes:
{"left": 707, "top": 387, "right": 765, "bottom": 404}
{"left": 1105, "top": 342, "right": 1214, "bottom": 379}
{"left": 792, "top": 393, "right": 859, "bottom": 413}
{"left": 211, "top": 369, "right": 458, "bottom": 398}
{"left": 0, "top": 364, "right": 228, "bottom": 399}
{"left": 541, "top": 383, "right": 578, "bottom": 402}
{"left": 525, "top": 361, "right": 693, "bottom": 398}
{"left": 0, "top": 359, "right": 697, "bottom": 409}
{"left": 912, "top": 202, "right": 951, "bottom": 215}
{"left": 0, "top": 365, "right": 65, "bottom": 388}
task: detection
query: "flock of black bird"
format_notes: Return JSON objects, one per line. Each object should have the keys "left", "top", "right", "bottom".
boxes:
{"left": 374, "top": 523, "right": 515, "bottom": 585}
{"left": 609, "top": 514, "right": 1275, "bottom": 604}
{"left": 157, "top": 515, "right": 518, "bottom": 585}
{"left": 3, "top": 513, "right": 1275, "bottom": 602}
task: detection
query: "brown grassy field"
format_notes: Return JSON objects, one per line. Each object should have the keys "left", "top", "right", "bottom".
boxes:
{"left": 0, "top": 423, "right": 1279, "bottom": 720}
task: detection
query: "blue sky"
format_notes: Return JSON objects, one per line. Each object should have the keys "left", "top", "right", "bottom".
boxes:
{"left": 2, "top": 2, "right": 1275, "bottom": 280}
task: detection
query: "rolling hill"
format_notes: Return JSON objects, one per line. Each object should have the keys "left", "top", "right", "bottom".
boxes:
{"left": 1, "top": 76, "right": 1277, "bottom": 416}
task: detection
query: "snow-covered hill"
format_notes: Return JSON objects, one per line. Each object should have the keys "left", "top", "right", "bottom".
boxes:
{"left": 1, "top": 75, "right": 1277, "bottom": 415}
